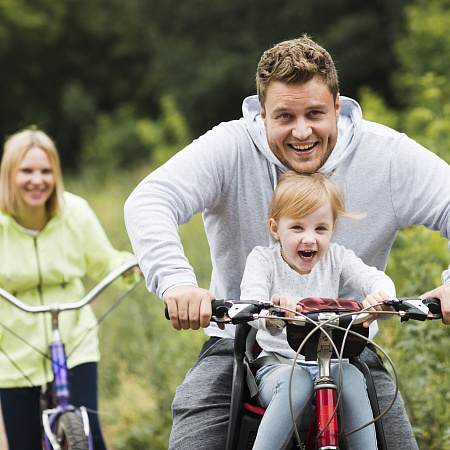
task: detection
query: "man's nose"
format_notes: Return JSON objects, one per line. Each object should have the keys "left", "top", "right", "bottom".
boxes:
{"left": 292, "top": 118, "right": 312, "bottom": 140}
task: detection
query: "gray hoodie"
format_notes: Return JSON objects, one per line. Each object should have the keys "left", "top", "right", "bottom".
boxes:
{"left": 125, "top": 95, "right": 450, "bottom": 338}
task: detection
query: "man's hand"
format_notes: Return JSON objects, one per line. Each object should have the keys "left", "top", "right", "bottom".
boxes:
{"left": 421, "top": 284, "right": 450, "bottom": 325}
{"left": 362, "top": 291, "right": 392, "bottom": 328}
{"left": 163, "top": 285, "right": 223, "bottom": 331}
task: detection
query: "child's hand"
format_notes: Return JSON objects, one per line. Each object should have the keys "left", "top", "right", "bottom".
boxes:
{"left": 362, "top": 291, "right": 391, "bottom": 328}
{"left": 270, "top": 294, "right": 302, "bottom": 324}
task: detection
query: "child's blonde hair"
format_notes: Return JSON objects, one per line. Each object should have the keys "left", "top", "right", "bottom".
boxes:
{"left": 268, "top": 171, "right": 360, "bottom": 223}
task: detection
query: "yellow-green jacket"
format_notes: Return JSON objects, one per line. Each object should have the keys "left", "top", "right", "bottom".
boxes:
{"left": 0, "top": 192, "right": 135, "bottom": 388}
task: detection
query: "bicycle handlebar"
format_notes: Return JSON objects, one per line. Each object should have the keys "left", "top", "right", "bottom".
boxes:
{"left": 0, "top": 260, "right": 140, "bottom": 314}
{"left": 164, "top": 297, "right": 442, "bottom": 325}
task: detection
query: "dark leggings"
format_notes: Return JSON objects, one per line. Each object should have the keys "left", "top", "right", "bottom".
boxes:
{"left": 0, "top": 362, "right": 106, "bottom": 450}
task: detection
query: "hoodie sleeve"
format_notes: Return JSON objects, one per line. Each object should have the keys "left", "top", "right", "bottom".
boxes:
{"left": 339, "top": 246, "right": 396, "bottom": 300}
{"left": 390, "top": 136, "right": 450, "bottom": 284}
{"left": 124, "top": 122, "right": 243, "bottom": 299}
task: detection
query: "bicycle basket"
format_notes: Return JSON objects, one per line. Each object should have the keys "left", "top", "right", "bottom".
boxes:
{"left": 286, "top": 297, "right": 369, "bottom": 360}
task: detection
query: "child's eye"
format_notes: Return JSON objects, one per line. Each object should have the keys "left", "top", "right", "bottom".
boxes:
{"left": 316, "top": 226, "right": 326, "bottom": 231}
{"left": 292, "top": 225, "right": 303, "bottom": 230}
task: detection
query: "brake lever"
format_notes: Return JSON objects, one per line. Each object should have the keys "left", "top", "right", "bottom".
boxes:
{"left": 384, "top": 297, "right": 442, "bottom": 322}
{"left": 224, "top": 300, "right": 275, "bottom": 324}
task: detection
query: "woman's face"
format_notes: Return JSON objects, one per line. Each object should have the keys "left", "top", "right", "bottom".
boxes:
{"left": 15, "top": 147, "right": 55, "bottom": 213}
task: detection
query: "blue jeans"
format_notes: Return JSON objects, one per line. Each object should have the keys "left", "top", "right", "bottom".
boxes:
{"left": 254, "top": 362, "right": 377, "bottom": 450}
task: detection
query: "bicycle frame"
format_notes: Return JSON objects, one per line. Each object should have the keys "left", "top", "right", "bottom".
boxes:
{"left": 306, "top": 327, "right": 339, "bottom": 449}
{"left": 0, "top": 260, "right": 141, "bottom": 450}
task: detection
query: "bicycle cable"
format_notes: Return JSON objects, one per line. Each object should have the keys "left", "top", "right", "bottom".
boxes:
{"left": 262, "top": 305, "right": 400, "bottom": 447}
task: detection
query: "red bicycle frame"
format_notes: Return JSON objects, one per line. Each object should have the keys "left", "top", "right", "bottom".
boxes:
{"left": 305, "top": 328, "right": 339, "bottom": 449}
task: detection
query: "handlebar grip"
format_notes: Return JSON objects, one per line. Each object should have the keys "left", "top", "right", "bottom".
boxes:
{"left": 424, "top": 297, "right": 442, "bottom": 319}
{"left": 164, "top": 299, "right": 227, "bottom": 321}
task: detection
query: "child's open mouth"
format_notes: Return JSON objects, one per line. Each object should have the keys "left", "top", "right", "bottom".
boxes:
{"left": 298, "top": 250, "right": 317, "bottom": 261}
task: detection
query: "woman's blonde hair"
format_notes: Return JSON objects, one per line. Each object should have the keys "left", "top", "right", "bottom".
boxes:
{"left": 269, "top": 171, "right": 361, "bottom": 223}
{"left": 0, "top": 127, "right": 65, "bottom": 216}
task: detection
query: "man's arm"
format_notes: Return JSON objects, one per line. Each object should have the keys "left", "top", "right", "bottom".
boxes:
{"left": 390, "top": 137, "right": 450, "bottom": 322}
{"left": 124, "top": 124, "right": 239, "bottom": 330}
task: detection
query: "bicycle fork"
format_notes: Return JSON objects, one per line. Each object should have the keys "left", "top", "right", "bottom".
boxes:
{"left": 306, "top": 328, "right": 339, "bottom": 450}
{"left": 42, "top": 310, "right": 92, "bottom": 449}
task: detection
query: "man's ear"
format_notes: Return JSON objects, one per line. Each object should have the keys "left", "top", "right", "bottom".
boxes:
{"left": 269, "top": 218, "right": 279, "bottom": 240}
{"left": 260, "top": 102, "right": 267, "bottom": 127}
{"left": 335, "top": 93, "right": 341, "bottom": 122}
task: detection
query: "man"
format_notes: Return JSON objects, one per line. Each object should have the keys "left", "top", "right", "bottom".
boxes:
{"left": 125, "top": 35, "right": 450, "bottom": 449}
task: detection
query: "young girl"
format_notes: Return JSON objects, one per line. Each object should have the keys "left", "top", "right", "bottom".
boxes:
{"left": 240, "top": 171, "right": 395, "bottom": 450}
{"left": 0, "top": 127, "right": 140, "bottom": 449}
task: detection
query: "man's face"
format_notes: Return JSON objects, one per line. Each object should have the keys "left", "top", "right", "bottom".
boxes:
{"left": 260, "top": 78, "right": 340, "bottom": 173}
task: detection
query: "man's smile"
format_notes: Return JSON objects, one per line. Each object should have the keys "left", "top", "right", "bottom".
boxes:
{"left": 289, "top": 142, "right": 317, "bottom": 152}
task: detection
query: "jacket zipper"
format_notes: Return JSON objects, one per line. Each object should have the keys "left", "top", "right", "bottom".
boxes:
{"left": 34, "top": 236, "right": 50, "bottom": 383}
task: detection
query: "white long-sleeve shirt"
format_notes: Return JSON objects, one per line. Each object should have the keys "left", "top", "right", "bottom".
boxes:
{"left": 240, "top": 242, "right": 396, "bottom": 361}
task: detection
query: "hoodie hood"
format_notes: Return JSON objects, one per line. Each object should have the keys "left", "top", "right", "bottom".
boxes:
{"left": 242, "top": 94, "right": 362, "bottom": 175}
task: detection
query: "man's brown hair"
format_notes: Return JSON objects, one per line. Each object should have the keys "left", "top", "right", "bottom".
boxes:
{"left": 257, "top": 35, "right": 339, "bottom": 108}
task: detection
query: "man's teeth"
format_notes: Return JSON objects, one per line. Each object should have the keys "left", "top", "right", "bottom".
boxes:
{"left": 291, "top": 143, "right": 315, "bottom": 151}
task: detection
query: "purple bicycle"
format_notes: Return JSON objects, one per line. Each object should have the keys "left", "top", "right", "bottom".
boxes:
{"left": 0, "top": 260, "right": 142, "bottom": 450}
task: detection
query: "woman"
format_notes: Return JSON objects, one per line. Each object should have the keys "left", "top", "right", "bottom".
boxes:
{"left": 0, "top": 127, "right": 139, "bottom": 449}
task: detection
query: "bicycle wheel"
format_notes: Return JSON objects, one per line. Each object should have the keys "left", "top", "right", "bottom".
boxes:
{"left": 56, "top": 411, "right": 90, "bottom": 450}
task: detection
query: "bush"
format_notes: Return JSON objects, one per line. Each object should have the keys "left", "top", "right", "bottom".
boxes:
{"left": 81, "top": 96, "right": 191, "bottom": 180}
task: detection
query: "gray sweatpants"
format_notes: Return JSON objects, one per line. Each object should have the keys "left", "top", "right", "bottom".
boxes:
{"left": 169, "top": 338, "right": 418, "bottom": 450}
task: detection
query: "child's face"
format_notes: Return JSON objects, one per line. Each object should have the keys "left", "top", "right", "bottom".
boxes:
{"left": 269, "top": 203, "right": 335, "bottom": 275}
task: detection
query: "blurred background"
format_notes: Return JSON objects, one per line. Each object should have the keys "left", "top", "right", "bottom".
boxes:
{"left": 1, "top": 0, "right": 450, "bottom": 448}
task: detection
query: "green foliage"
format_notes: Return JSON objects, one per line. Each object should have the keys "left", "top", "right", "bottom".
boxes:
{"left": 388, "top": 0, "right": 450, "bottom": 161}
{"left": 81, "top": 96, "right": 191, "bottom": 179}
{"left": 0, "top": 0, "right": 407, "bottom": 168}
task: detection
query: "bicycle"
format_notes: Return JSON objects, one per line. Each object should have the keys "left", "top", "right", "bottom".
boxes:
{"left": 167, "top": 296, "right": 442, "bottom": 450}
{"left": 0, "top": 260, "right": 142, "bottom": 450}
